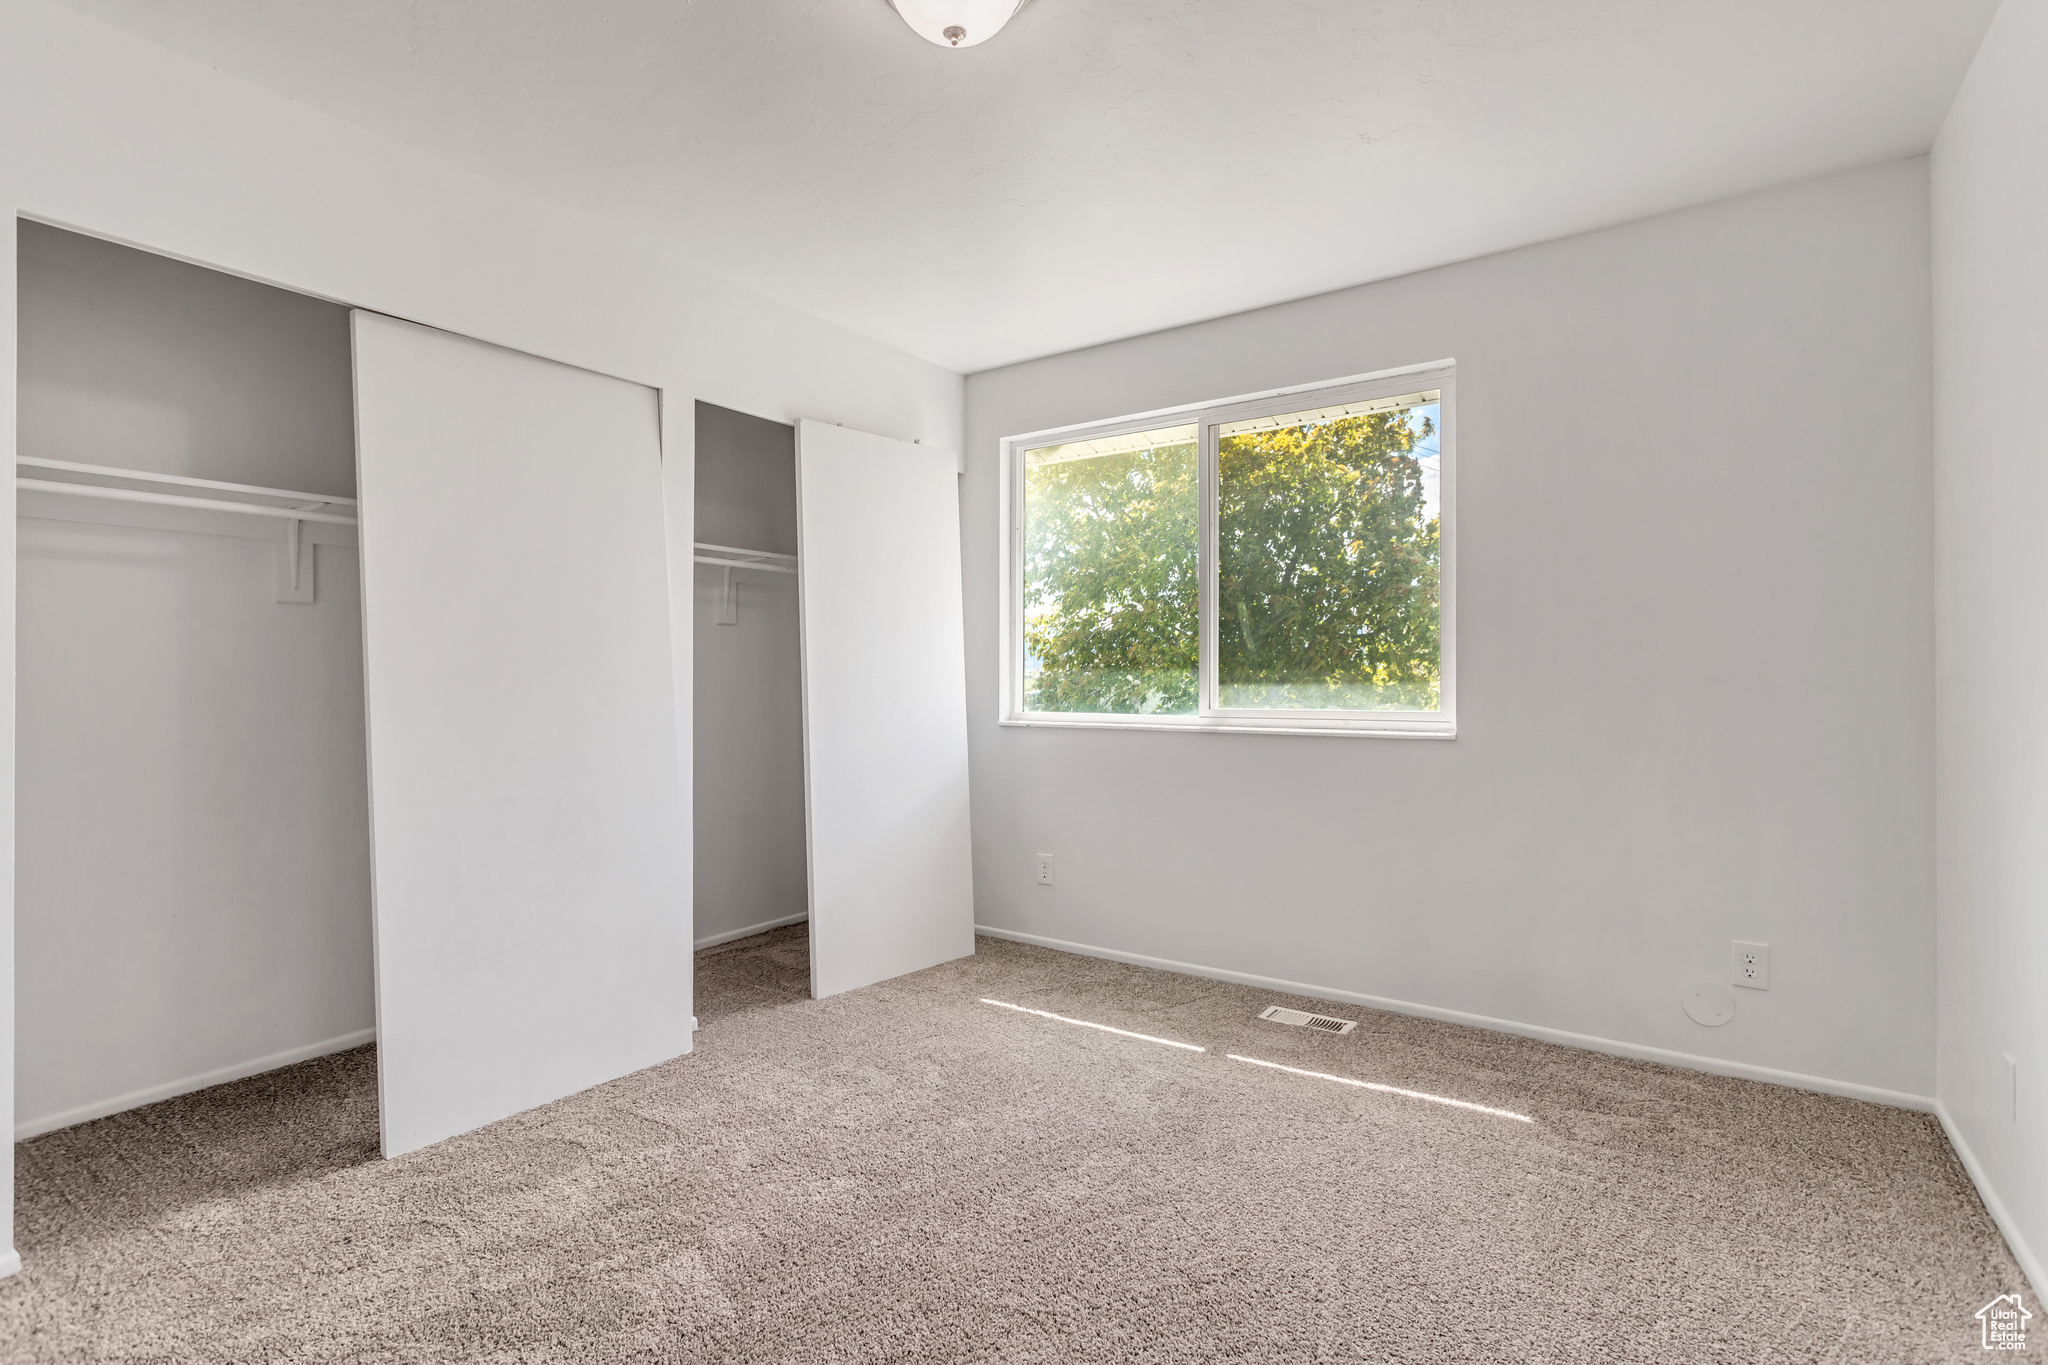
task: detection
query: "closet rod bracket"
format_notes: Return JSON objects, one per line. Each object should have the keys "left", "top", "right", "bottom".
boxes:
{"left": 714, "top": 565, "right": 738, "bottom": 626}
{"left": 274, "top": 508, "right": 325, "bottom": 604}
{"left": 694, "top": 541, "right": 794, "bottom": 626}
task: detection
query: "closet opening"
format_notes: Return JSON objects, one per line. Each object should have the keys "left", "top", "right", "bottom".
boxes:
{"left": 692, "top": 402, "right": 810, "bottom": 999}
{"left": 13, "top": 220, "right": 378, "bottom": 1147}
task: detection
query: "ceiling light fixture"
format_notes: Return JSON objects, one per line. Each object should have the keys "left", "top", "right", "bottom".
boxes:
{"left": 887, "top": 0, "right": 1025, "bottom": 49}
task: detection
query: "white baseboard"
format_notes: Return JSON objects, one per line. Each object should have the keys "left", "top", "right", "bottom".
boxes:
{"left": 1936, "top": 1100, "right": 2044, "bottom": 1301}
{"left": 974, "top": 925, "right": 1937, "bottom": 1112}
{"left": 14, "top": 1027, "right": 377, "bottom": 1142}
{"left": 696, "top": 912, "right": 807, "bottom": 951}
{"left": 0, "top": 1248, "right": 20, "bottom": 1279}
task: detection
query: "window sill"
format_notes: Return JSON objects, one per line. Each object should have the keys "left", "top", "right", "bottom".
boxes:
{"left": 998, "top": 715, "right": 1455, "bottom": 740}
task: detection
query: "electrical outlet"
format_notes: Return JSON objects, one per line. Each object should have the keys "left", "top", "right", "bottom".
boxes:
{"left": 1732, "top": 941, "right": 1769, "bottom": 991}
{"left": 1034, "top": 853, "right": 1055, "bottom": 886}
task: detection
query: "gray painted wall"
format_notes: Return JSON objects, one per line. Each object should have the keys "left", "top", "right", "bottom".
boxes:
{"left": 692, "top": 403, "right": 806, "bottom": 947}
{"left": 1932, "top": 0, "right": 2048, "bottom": 1293}
{"left": 14, "top": 223, "right": 372, "bottom": 1135}
{"left": 962, "top": 160, "right": 1936, "bottom": 1100}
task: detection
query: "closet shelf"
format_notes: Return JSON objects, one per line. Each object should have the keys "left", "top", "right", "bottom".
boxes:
{"left": 16, "top": 457, "right": 359, "bottom": 526}
{"left": 693, "top": 541, "right": 795, "bottom": 574}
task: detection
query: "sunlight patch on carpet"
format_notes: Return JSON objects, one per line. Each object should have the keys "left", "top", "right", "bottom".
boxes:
{"left": 1228, "top": 1053, "right": 1534, "bottom": 1122}
{"left": 980, "top": 999, "right": 1206, "bottom": 1052}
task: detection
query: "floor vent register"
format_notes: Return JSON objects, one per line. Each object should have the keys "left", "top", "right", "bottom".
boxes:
{"left": 1258, "top": 1005, "right": 1358, "bottom": 1035}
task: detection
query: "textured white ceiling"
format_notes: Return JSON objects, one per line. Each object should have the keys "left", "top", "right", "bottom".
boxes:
{"left": 54, "top": 0, "right": 1998, "bottom": 373}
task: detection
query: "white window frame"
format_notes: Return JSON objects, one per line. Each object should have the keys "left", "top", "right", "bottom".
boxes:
{"left": 999, "top": 360, "right": 1455, "bottom": 739}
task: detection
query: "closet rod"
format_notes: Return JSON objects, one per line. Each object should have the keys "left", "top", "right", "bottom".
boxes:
{"left": 694, "top": 554, "right": 796, "bottom": 574}
{"left": 19, "top": 456, "right": 357, "bottom": 508}
{"left": 16, "top": 478, "right": 359, "bottom": 526}
{"left": 692, "top": 540, "right": 795, "bottom": 573}
{"left": 694, "top": 540, "right": 794, "bottom": 561}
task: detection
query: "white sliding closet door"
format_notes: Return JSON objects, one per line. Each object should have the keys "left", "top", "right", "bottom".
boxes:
{"left": 351, "top": 312, "right": 689, "bottom": 1157}
{"left": 795, "top": 420, "right": 974, "bottom": 999}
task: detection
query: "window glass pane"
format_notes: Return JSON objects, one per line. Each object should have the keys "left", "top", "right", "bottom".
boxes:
{"left": 1216, "top": 393, "right": 1440, "bottom": 711}
{"left": 1022, "top": 423, "right": 1198, "bottom": 714}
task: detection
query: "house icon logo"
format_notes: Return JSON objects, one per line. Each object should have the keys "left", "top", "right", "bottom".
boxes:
{"left": 1976, "top": 1293, "right": 2031, "bottom": 1351}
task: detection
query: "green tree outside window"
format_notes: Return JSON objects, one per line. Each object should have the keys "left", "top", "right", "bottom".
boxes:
{"left": 1023, "top": 404, "right": 1438, "bottom": 715}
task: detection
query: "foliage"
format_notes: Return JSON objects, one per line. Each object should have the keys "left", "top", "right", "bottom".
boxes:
{"left": 1022, "top": 407, "right": 1440, "bottom": 714}
{"left": 1216, "top": 409, "right": 1439, "bottom": 710}
{"left": 1022, "top": 436, "right": 1199, "bottom": 713}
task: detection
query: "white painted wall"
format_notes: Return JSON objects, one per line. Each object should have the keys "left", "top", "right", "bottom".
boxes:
{"left": 15, "top": 222, "right": 371, "bottom": 1138}
{"left": 1931, "top": 0, "right": 2048, "bottom": 1297}
{"left": 964, "top": 160, "right": 1936, "bottom": 1104}
{"left": 0, "top": 0, "right": 962, "bottom": 1271}
{"left": 692, "top": 403, "right": 807, "bottom": 948}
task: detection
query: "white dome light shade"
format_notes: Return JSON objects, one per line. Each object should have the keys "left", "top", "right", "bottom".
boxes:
{"left": 887, "top": 0, "right": 1026, "bottom": 48}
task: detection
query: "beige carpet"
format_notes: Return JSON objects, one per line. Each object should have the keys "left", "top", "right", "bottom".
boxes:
{"left": 2, "top": 926, "right": 2037, "bottom": 1363}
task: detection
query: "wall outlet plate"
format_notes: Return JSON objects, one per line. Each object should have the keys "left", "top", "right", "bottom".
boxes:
{"left": 1034, "top": 853, "right": 1054, "bottom": 886}
{"left": 1732, "top": 941, "right": 1769, "bottom": 990}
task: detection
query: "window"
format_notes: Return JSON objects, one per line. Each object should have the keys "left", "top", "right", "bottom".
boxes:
{"left": 1021, "top": 422, "right": 1199, "bottom": 715}
{"left": 1002, "top": 364, "right": 1453, "bottom": 736}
